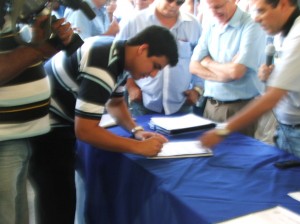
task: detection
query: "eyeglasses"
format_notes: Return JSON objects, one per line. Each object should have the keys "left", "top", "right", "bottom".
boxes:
{"left": 166, "top": 0, "right": 185, "bottom": 6}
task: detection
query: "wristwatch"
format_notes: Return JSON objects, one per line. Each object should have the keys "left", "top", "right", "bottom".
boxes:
{"left": 193, "top": 86, "right": 204, "bottom": 96}
{"left": 131, "top": 126, "right": 144, "bottom": 135}
{"left": 215, "top": 123, "right": 231, "bottom": 137}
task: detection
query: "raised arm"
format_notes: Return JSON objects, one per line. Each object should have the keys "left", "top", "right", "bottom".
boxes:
{"left": 0, "top": 18, "right": 73, "bottom": 85}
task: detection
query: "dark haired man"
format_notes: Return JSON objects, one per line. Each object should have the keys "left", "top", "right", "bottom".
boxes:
{"left": 29, "top": 25, "right": 178, "bottom": 224}
{"left": 44, "top": 25, "right": 178, "bottom": 154}
{"left": 199, "top": 0, "right": 300, "bottom": 158}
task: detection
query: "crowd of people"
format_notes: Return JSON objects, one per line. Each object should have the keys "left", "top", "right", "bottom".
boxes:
{"left": 1, "top": 0, "right": 300, "bottom": 223}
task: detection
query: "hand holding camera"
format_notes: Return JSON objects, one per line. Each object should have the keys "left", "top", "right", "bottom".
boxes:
{"left": 2, "top": 0, "right": 96, "bottom": 56}
{"left": 32, "top": 16, "right": 76, "bottom": 59}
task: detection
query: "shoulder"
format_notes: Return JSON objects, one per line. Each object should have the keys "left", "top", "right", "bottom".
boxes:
{"left": 180, "top": 11, "right": 200, "bottom": 24}
{"left": 83, "top": 36, "right": 114, "bottom": 48}
{"left": 178, "top": 12, "right": 202, "bottom": 34}
{"left": 236, "top": 11, "right": 263, "bottom": 34}
{"left": 230, "top": 7, "right": 254, "bottom": 28}
{"left": 288, "top": 16, "right": 300, "bottom": 39}
{"left": 124, "top": 7, "right": 153, "bottom": 23}
{"left": 80, "top": 37, "right": 113, "bottom": 64}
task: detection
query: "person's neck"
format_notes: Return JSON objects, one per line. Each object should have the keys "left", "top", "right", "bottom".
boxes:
{"left": 219, "top": 5, "right": 237, "bottom": 26}
{"left": 155, "top": 9, "right": 178, "bottom": 29}
{"left": 280, "top": 7, "right": 300, "bottom": 37}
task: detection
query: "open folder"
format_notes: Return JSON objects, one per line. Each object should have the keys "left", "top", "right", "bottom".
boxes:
{"left": 149, "top": 140, "right": 213, "bottom": 159}
{"left": 149, "top": 113, "right": 216, "bottom": 135}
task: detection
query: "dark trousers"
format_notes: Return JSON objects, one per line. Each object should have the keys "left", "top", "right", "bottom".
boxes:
{"left": 29, "top": 127, "right": 76, "bottom": 224}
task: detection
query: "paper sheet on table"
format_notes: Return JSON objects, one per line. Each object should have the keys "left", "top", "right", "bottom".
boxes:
{"left": 149, "top": 140, "right": 213, "bottom": 159}
{"left": 150, "top": 113, "right": 215, "bottom": 132}
{"left": 288, "top": 191, "right": 300, "bottom": 202}
{"left": 217, "top": 206, "right": 300, "bottom": 224}
{"left": 99, "top": 114, "right": 117, "bottom": 128}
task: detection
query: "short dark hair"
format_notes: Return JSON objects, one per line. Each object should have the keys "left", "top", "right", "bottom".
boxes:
{"left": 265, "top": 0, "right": 297, "bottom": 7}
{"left": 127, "top": 25, "right": 178, "bottom": 66}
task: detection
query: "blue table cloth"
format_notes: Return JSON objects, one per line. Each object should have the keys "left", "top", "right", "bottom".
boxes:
{"left": 75, "top": 115, "right": 300, "bottom": 224}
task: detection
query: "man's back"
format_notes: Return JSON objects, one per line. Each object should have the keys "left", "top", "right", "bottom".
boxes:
{"left": 46, "top": 36, "right": 126, "bottom": 125}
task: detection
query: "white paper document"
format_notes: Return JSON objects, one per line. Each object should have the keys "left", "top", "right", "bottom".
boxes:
{"left": 288, "top": 191, "right": 300, "bottom": 202}
{"left": 149, "top": 114, "right": 215, "bottom": 135}
{"left": 218, "top": 206, "right": 300, "bottom": 224}
{"left": 149, "top": 140, "right": 213, "bottom": 159}
{"left": 99, "top": 114, "right": 117, "bottom": 128}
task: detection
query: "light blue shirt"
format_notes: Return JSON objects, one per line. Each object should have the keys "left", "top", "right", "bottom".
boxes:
{"left": 192, "top": 7, "right": 266, "bottom": 101}
{"left": 116, "top": 6, "right": 202, "bottom": 114}
{"left": 64, "top": 1, "right": 110, "bottom": 40}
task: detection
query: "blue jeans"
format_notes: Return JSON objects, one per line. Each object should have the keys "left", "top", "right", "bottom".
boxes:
{"left": 0, "top": 139, "right": 31, "bottom": 224}
{"left": 274, "top": 124, "right": 300, "bottom": 158}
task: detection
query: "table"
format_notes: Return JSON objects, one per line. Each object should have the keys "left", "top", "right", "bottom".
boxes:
{"left": 75, "top": 115, "right": 300, "bottom": 224}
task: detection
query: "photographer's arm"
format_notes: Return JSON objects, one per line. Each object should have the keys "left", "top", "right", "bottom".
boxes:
{"left": 0, "top": 18, "right": 73, "bottom": 85}
{"left": 0, "top": 46, "right": 45, "bottom": 85}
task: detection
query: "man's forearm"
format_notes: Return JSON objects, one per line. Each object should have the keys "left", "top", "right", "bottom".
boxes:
{"left": 227, "top": 87, "right": 286, "bottom": 133}
{"left": 126, "top": 77, "right": 138, "bottom": 89}
{"left": 0, "top": 46, "right": 44, "bottom": 85}
{"left": 106, "top": 98, "right": 137, "bottom": 132}
{"left": 0, "top": 18, "right": 73, "bottom": 85}
{"left": 190, "top": 60, "right": 218, "bottom": 81}
{"left": 201, "top": 56, "right": 246, "bottom": 81}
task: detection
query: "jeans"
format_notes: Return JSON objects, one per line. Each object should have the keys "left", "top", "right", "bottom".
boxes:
{"left": 0, "top": 139, "right": 31, "bottom": 224}
{"left": 274, "top": 123, "right": 300, "bottom": 158}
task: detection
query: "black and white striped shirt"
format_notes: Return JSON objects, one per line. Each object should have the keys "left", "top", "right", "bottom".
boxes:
{"left": 46, "top": 36, "right": 127, "bottom": 127}
{"left": 0, "top": 26, "right": 51, "bottom": 141}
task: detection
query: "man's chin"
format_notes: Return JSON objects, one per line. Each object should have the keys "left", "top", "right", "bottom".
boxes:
{"left": 262, "top": 27, "right": 277, "bottom": 36}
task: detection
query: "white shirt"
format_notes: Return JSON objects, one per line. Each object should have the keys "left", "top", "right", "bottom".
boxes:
{"left": 268, "top": 16, "right": 300, "bottom": 125}
{"left": 116, "top": 5, "right": 202, "bottom": 114}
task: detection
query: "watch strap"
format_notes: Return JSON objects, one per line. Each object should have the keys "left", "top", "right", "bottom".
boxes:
{"left": 131, "top": 126, "right": 144, "bottom": 135}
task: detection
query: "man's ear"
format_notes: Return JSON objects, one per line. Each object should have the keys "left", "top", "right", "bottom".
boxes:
{"left": 279, "top": 0, "right": 289, "bottom": 9}
{"left": 137, "top": 43, "right": 149, "bottom": 55}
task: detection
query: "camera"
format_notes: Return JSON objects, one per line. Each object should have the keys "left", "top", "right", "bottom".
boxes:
{"left": 0, "top": 0, "right": 96, "bottom": 56}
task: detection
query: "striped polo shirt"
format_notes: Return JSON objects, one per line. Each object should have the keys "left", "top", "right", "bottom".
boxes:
{"left": 45, "top": 36, "right": 127, "bottom": 127}
{"left": 0, "top": 30, "right": 51, "bottom": 141}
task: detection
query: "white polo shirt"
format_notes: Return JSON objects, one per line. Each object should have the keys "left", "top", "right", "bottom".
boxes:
{"left": 268, "top": 16, "right": 300, "bottom": 125}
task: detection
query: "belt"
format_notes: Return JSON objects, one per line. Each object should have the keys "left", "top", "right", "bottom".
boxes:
{"left": 207, "top": 97, "right": 253, "bottom": 105}
{"left": 279, "top": 122, "right": 300, "bottom": 128}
